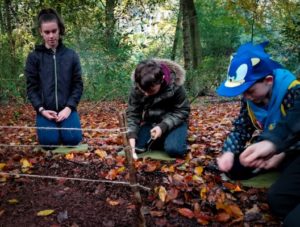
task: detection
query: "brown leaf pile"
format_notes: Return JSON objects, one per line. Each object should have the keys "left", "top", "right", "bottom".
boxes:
{"left": 0, "top": 98, "right": 280, "bottom": 226}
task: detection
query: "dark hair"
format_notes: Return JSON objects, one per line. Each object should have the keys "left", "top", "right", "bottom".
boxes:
{"left": 37, "top": 8, "right": 65, "bottom": 35}
{"left": 134, "top": 60, "right": 164, "bottom": 92}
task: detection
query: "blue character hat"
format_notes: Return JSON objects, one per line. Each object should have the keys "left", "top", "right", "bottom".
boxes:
{"left": 216, "top": 41, "right": 282, "bottom": 97}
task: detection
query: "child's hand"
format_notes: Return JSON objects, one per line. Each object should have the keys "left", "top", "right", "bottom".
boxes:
{"left": 42, "top": 110, "right": 58, "bottom": 121}
{"left": 150, "top": 126, "right": 162, "bottom": 140}
{"left": 240, "top": 141, "right": 276, "bottom": 167}
{"left": 131, "top": 150, "right": 138, "bottom": 160}
{"left": 129, "top": 138, "right": 138, "bottom": 160}
{"left": 217, "top": 152, "right": 234, "bottom": 172}
{"left": 260, "top": 153, "right": 285, "bottom": 170}
{"left": 57, "top": 107, "right": 71, "bottom": 122}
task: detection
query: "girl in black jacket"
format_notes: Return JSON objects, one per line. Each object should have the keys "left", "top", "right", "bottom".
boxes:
{"left": 126, "top": 59, "right": 190, "bottom": 159}
{"left": 25, "top": 8, "right": 83, "bottom": 147}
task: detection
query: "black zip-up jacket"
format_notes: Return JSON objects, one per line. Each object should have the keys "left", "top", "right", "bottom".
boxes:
{"left": 25, "top": 42, "right": 83, "bottom": 112}
{"left": 260, "top": 88, "right": 300, "bottom": 153}
{"left": 126, "top": 59, "right": 190, "bottom": 139}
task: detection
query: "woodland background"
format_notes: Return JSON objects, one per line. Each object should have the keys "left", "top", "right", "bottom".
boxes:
{"left": 0, "top": 0, "right": 299, "bottom": 103}
{"left": 0, "top": 1, "right": 300, "bottom": 225}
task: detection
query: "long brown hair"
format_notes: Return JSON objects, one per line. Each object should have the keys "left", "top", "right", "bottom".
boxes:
{"left": 37, "top": 8, "right": 65, "bottom": 36}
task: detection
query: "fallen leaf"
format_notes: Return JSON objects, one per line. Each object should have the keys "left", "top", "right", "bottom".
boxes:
{"left": 106, "top": 198, "right": 120, "bottom": 206}
{"left": 193, "top": 202, "right": 201, "bottom": 213}
{"left": 223, "top": 182, "right": 237, "bottom": 191}
{"left": 105, "top": 169, "right": 118, "bottom": 180}
{"left": 161, "top": 165, "right": 175, "bottom": 173}
{"left": 215, "top": 212, "right": 231, "bottom": 222}
{"left": 192, "top": 175, "right": 203, "bottom": 183}
{"left": 177, "top": 208, "right": 194, "bottom": 219}
{"left": 116, "top": 166, "right": 125, "bottom": 173}
{"left": 150, "top": 211, "right": 164, "bottom": 217}
{"left": 197, "top": 217, "right": 209, "bottom": 225}
{"left": 200, "top": 187, "right": 207, "bottom": 200}
{"left": 234, "top": 185, "right": 243, "bottom": 192}
{"left": 195, "top": 212, "right": 211, "bottom": 224}
{"left": 176, "top": 163, "right": 187, "bottom": 171}
{"left": 213, "top": 132, "right": 224, "bottom": 139}
{"left": 223, "top": 182, "right": 243, "bottom": 192}
{"left": 37, "top": 209, "right": 55, "bottom": 216}
{"left": 95, "top": 149, "right": 107, "bottom": 159}
{"left": 0, "top": 177, "right": 7, "bottom": 182}
{"left": 20, "top": 158, "right": 32, "bottom": 168}
{"left": 0, "top": 163, "right": 6, "bottom": 170}
{"left": 216, "top": 202, "right": 244, "bottom": 219}
{"left": 166, "top": 188, "right": 179, "bottom": 202}
{"left": 172, "top": 173, "right": 184, "bottom": 183}
{"left": 194, "top": 166, "right": 203, "bottom": 176}
{"left": 65, "top": 153, "right": 74, "bottom": 160}
{"left": 229, "top": 204, "right": 244, "bottom": 218}
{"left": 158, "top": 186, "right": 167, "bottom": 202}
{"left": 8, "top": 199, "right": 18, "bottom": 204}
{"left": 144, "top": 162, "right": 159, "bottom": 172}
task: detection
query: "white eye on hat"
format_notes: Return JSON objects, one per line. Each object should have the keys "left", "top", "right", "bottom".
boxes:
{"left": 224, "top": 58, "right": 261, "bottom": 88}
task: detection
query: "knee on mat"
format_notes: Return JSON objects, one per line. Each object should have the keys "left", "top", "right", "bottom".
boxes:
{"left": 61, "top": 132, "right": 82, "bottom": 146}
{"left": 38, "top": 136, "right": 59, "bottom": 146}
{"left": 164, "top": 144, "right": 186, "bottom": 157}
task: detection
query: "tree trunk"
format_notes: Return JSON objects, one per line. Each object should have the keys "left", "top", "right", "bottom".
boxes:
{"left": 181, "top": 0, "right": 192, "bottom": 70}
{"left": 4, "top": 0, "right": 13, "bottom": 49}
{"left": 171, "top": 4, "right": 182, "bottom": 61}
{"left": 105, "top": 0, "right": 117, "bottom": 50}
{"left": 4, "top": 0, "right": 16, "bottom": 76}
{"left": 185, "top": 0, "right": 201, "bottom": 69}
{"left": 0, "top": 1, "right": 4, "bottom": 33}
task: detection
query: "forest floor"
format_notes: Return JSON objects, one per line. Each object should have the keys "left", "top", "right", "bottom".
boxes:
{"left": 0, "top": 98, "right": 281, "bottom": 226}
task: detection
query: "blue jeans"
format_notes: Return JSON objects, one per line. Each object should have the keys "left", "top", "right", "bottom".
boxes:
{"left": 36, "top": 111, "right": 82, "bottom": 146}
{"left": 136, "top": 122, "right": 188, "bottom": 157}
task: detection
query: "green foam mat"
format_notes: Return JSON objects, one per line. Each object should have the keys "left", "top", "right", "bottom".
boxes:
{"left": 118, "top": 150, "right": 176, "bottom": 161}
{"left": 36, "top": 144, "right": 88, "bottom": 154}
{"left": 239, "top": 171, "right": 280, "bottom": 188}
{"left": 52, "top": 144, "right": 88, "bottom": 154}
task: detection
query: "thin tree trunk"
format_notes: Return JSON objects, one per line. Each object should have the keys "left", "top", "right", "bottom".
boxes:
{"left": 171, "top": 4, "right": 182, "bottom": 60}
{"left": 4, "top": 0, "right": 16, "bottom": 76}
{"left": 0, "top": 1, "right": 4, "bottom": 33}
{"left": 181, "top": 0, "right": 192, "bottom": 70}
{"left": 186, "top": 0, "right": 201, "bottom": 69}
{"left": 105, "top": 0, "right": 117, "bottom": 50}
{"left": 4, "top": 0, "right": 13, "bottom": 50}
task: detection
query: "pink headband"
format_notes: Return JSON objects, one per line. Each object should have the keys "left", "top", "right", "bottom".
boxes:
{"left": 160, "top": 63, "right": 171, "bottom": 84}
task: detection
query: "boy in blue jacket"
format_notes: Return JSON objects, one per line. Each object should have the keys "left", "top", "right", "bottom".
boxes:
{"left": 216, "top": 42, "right": 300, "bottom": 180}
{"left": 240, "top": 92, "right": 300, "bottom": 226}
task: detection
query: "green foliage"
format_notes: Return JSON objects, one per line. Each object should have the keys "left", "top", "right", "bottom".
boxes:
{"left": 0, "top": 37, "right": 27, "bottom": 103}
{"left": 224, "top": 0, "right": 300, "bottom": 74}
{"left": 183, "top": 0, "right": 242, "bottom": 96}
{"left": 185, "top": 56, "right": 228, "bottom": 97}
{"left": 80, "top": 47, "right": 134, "bottom": 101}
{"left": 0, "top": 0, "right": 299, "bottom": 103}
{"left": 267, "top": 2, "right": 300, "bottom": 75}
{"left": 196, "top": 0, "right": 243, "bottom": 56}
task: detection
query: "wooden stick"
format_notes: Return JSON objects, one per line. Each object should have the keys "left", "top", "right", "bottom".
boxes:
{"left": 118, "top": 111, "right": 146, "bottom": 227}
